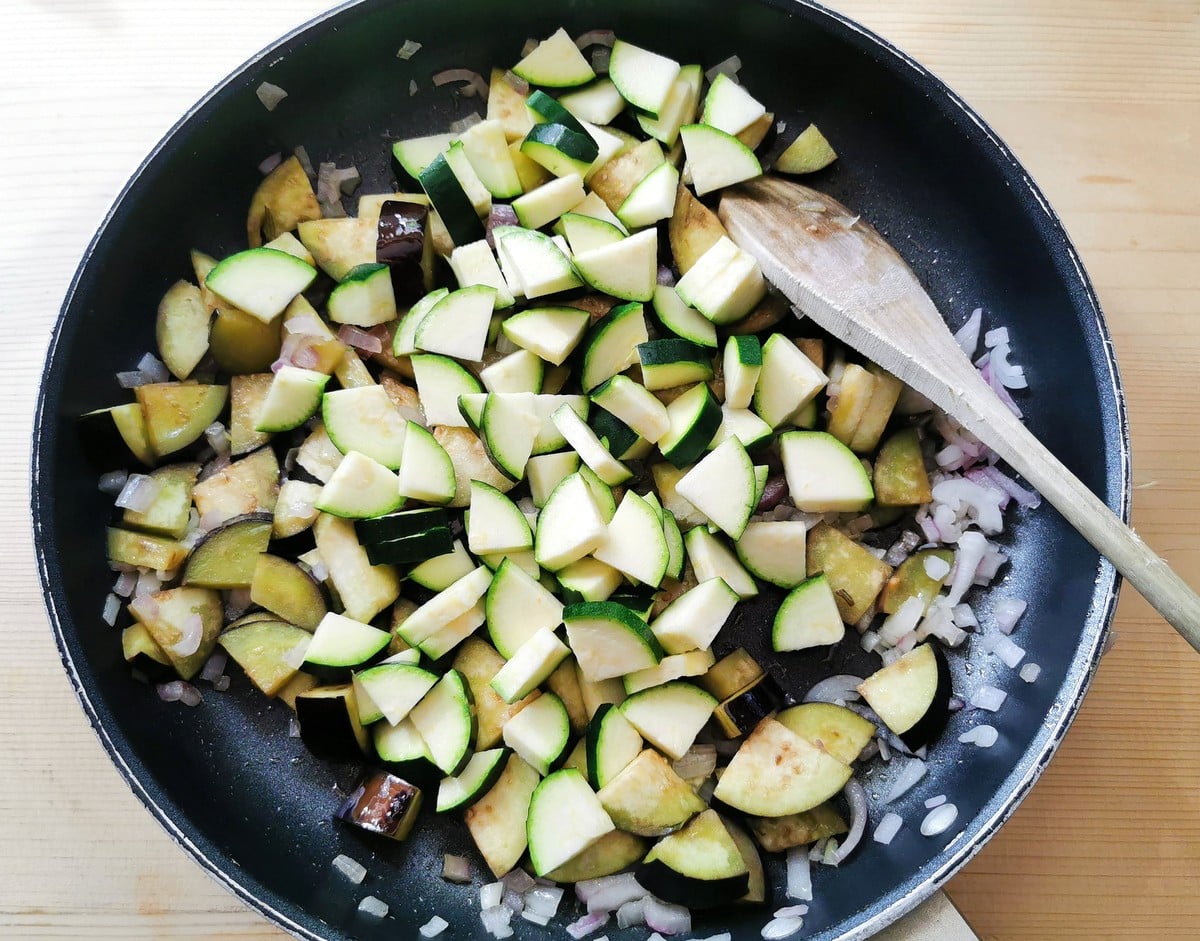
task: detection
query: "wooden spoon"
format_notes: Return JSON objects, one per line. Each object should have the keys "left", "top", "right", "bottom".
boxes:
{"left": 719, "top": 176, "right": 1200, "bottom": 653}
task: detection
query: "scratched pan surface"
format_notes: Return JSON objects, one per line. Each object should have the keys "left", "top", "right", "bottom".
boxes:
{"left": 31, "top": 0, "right": 1127, "bottom": 938}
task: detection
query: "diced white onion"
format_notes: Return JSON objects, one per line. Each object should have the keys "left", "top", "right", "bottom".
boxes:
{"left": 696, "top": 935, "right": 733, "bottom": 941}
{"left": 923, "top": 554, "right": 951, "bottom": 580}
{"left": 481, "top": 906, "right": 513, "bottom": 939}
{"left": 1020, "top": 662, "right": 1042, "bottom": 683}
{"left": 884, "top": 757, "right": 927, "bottom": 803}
{"left": 616, "top": 899, "right": 645, "bottom": 928}
{"left": 980, "top": 631, "right": 1026, "bottom": 668}
{"left": 920, "top": 803, "right": 959, "bottom": 837}
{"left": 567, "top": 911, "right": 610, "bottom": 939}
{"left": 481, "top": 882, "right": 504, "bottom": 910}
{"left": 644, "top": 897, "right": 691, "bottom": 936}
{"left": 288, "top": 716, "right": 301, "bottom": 738}
{"left": 256, "top": 82, "right": 288, "bottom": 111}
{"left": 419, "top": 915, "right": 449, "bottom": 937}
{"left": 671, "top": 744, "right": 717, "bottom": 780}
{"left": 932, "top": 478, "right": 1004, "bottom": 534}
{"left": 959, "top": 724, "right": 999, "bottom": 747}
{"left": 953, "top": 308, "right": 983, "bottom": 358}
{"left": 705, "top": 55, "right": 742, "bottom": 83}
{"left": 358, "top": 895, "right": 389, "bottom": 919}
{"left": 803, "top": 674, "right": 863, "bottom": 704}
{"left": 112, "top": 570, "right": 138, "bottom": 598}
{"left": 762, "top": 916, "right": 804, "bottom": 939}
{"left": 442, "top": 853, "right": 471, "bottom": 883}
{"left": 101, "top": 593, "right": 121, "bottom": 626}
{"left": 156, "top": 681, "right": 183, "bottom": 702}
{"left": 332, "top": 854, "right": 367, "bottom": 884}
{"left": 523, "top": 885, "right": 563, "bottom": 917}
{"left": 205, "top": 422, "right": 230, "bottom": 457}
{"left": 925, "top": 794, "right": 947, "bottom": 809}
{"left": 213, "top": 675, "right": 231, "bottom": 692}
{"left": 784, "top": 847, "right": 811, "bottom": 901}
{"left": 578, "top": 872, "right": 645, "bottom": 914}
{"left": 282, "top": 638, "right": 311, "bottom": 670}
{"left": 879, "top": 597, "right": 925, "bottom": 646}
{"left": 520, "top": 910, "right": 550, "bottom": 926}
{"left": 945, "top": 531, "right": 988, "bottom": 605}
{"left": 115, "top": 474, "right": 161, "bottom": 512}
{"left": 396, "top": 39, "right": 423, "bottom": 59}
{"left": 971, "top": 684, "right": 1007, "bottom": 712}
{"left": 984, "top": 326, "right": 1009, "bottom": 349}
{"left": 994, "top": 597, "right": 1028, "bottom": 634}
{"left": 951, "top": 603, "right": 979, "bottom": 628}
{"left": 873, "top": 812, "right": 904, "bottom": 845}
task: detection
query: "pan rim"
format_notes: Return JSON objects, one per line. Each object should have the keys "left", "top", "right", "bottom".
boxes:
{"left": 30, "top": 1, "right": 1129, "bottom": 938}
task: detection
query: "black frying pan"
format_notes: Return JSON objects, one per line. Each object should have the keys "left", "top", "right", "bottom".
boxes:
{"left": 31, "top": 1, "right": 1126, "bottom": 938}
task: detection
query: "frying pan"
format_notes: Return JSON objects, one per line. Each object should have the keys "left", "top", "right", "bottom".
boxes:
{"left": 30, "top": 0, "right": 1127, "bottom": 938}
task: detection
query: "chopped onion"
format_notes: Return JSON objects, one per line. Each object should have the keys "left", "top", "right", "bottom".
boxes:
{"left": 876, "top": 735, "right": 891, "bottom": 762}
{"left": 205, "top": 422, "right": 231, "bottom": 457}
{"left": 223, "top": 588, "right": 253, "bottom": 622}
{"left": 520, "top": 910, "right": 550, "bottom": 926}
{"left": 432, "top": 68, "right": 490, "bottom": 102}
{"left": 616, "top": 899, "right": 645, "bottom": 928}
{"left": 116, "top": 370, "right": 150, "bottom": 389}
{"left": 502, "top": 868, "right": 536, "bottom": 895}
{"left": 213, "top": 675, "right": 231, "bottom": 692}
{"left": 971, "top": 684, "right": 1007, "bottom": 712}
{"left": 99, "top": 470, "right": 129, "bottom": 495}
{"left": 174, "top": 682, "right": 203, "bottom": 707}
{"left": 577, "top": 872, "right": 645, "bottom": 914}
{"left": 959, "top": 724, "right": 999, "bottom": 747}
{"left": 115, "top": 474, "right": 161, "bottom": 512}
{"left": 481, "top": 906, "right": 513, "bottom": 939}
{"left": 784, "top": 847, "right": 811, "bottom": 901}
{"left": 338, "top": 325, "right": 384, "bottom": 354}
{"left": 923, "top": 554, "right": 951, "bottom": 580}
{"left": 860, "top": 630, "right": 882, "bottom": 654}
{"left": 256, "top": 81, "right": 288, "bottom": 111}
{"left": 993, "top": 597, "right": 1028, "bottom": 634}
{"left": 829, "top": 779, "right": 868, "bottom": 865}
{"left": 575, "top": 29, "right": 616, "bottom": 49}
{"left": 358, "top": 895, "right": 389, "bottom": 920}
{"left": 696, "top": 935, "right": 733, "bottom": 941}
{"left": 396, "top": 39, "right": 423, "bottom": 60}
{"left": 567, "top": 911, "right": 610, "bottom": 939}
{"left": 920, "top": 803, "right": 959, "bottom": 837}
{"left": 644, "top": 897, "right": 691, "bottom": 936}
{"left": 502, "top": 69, "right": 529, "bottom": 95}
{"left": 101, "top": 593, "right": 121, "bottom": 626}
{"left": 705, "top": 55, "right": 742, "bottom": 84}
{"left": 657, "top": 265, "right": 676, "bottom": 286}
{"left": 520, "top": 37, "right": 538, "bottom": 56}
{"left": 873, "top": 812, "right": 904, "bottom": 845}
{"left": 932, "top": 477, "right": 1004, "bottom": 534}
{"left": 258, "top": 151, "right": 283, "bottom": 175}
{"left": 282, "top": 638, "right": 311, "bottom": 670}
{"left": 989, "top": 342, "right": 1027, "bottom": 390}
{"left": 883, "top": 530, "right": 921, "bottom": 566}
{"left": 293, "top": 145, "right": 315, "bottom": 179}
{"left": 449, "top": 113, "right": 484, "bottom": 135}
{"left": 884, "top": 757, "right": 927, "bottom": 803}
{"left": 981, "top": 361, "right": 1024, "bottom": 417}
{"left": 762, "top": 916, "right": 804, "bottom": 939}
{"left": 156, "top": 681, "right": 184, "bottom": 703}
{"left": 112, "top": 569, "right": 138, "bottom": 598}
{"left": 953, "top": 308, "right": 983, "bottom": 358}
{"left": 984, "top": 326, "right": 1009, "bottom": 349}
{"left": 134, "top": 570, "right": 161, "bottom": 598}
{"left": 879, "top": 597, "right": 924, "bottom": 646}
{"left": 977, "top": 465, "right": 1040, "bottom": 509}
{"left": 774, "top": 905, "right": 808, "bottom": 919}
{"left": 419, "top": 915, "right": 449, "bottom": 937}
{"left": 200, "top": 650, "right": 228, "bottom": 683}
{"left": 591, "top": 47, "right": 611, "bottom": 74}
{"left": 945, "top": 531, "right": 988, "bottom": 605}
{"left": 410, "top": 80, "right": 419, "bottom": 97}
{"left": 980, "top": 631, "right": 1025, "bottom": 668}
{"left": 168, "top": 613, "right": 204, "bottom": 656}
{"left": 803, "top": 674, "right": 863, "bottom": 704}
{"left": 135, "top": 352, "right": 169, "bottom": 382}
{"left": 442, "top": 853, "right": 472, "bottom": 883}
{"left": 917, "top": 603, "right": 969, "bottom": 648}
{"left": 951, "top": 603, "right": 979, "bottom": 628}
{"left": 925, "top": 794, "right": 947, "bottom": 809}
{"left": 523, "top": 885, "right": 563, "bottom": 917}
{"left": 481, "top": 882, "right": 504, "bottom": 910}
{"left": 1020, "top": 662, "right": 1042, "bottom": 683}
{"left": 671, "top": 744, "right": 717, "bottom": 780}
{"left": 288, "top": 716, "right": 301, "bottom": 738}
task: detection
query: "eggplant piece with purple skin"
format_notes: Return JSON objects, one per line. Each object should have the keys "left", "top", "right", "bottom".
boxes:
{"left": 295, "top": 684, "right": 371, "bottom": 762}
{"left": 377, "top": 200, "right": 428, "bottom": 304}
{"left": 336, "top": 769, "right": 424, "bottom": 841}
{"left": 712, "top": 673, "right": 788, "bottom": 738}
{"left": 856, "top": 642, "right": 953, "bottom": 751}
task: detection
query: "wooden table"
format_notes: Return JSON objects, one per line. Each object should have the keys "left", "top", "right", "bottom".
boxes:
{"left": 2, "top": 1, "right": 1197, "bottom": 938}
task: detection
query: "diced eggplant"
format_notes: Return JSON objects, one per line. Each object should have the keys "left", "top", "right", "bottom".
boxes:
{"left": 121, "top": 463, "right": 200, "bottom": 539}
{"left": 295, "top": 683, "right": 371, "bottom": 762}
{"left": 229, "top": 374, "right": 274, "bottom": 456}
{"left": 183, "top": 513, "right": 274, "bottom": 588}
{"left": 377, "top": 199, "right": 428, "bottom": 305}
{"left": 775, "top": 702, "right": 876, "bottom": 765}
{"left": 879, "top": 548, "right": 955, "bottom": 615}
{"left": 596, "top": 748, "right": 705, "bottom": 837}
{"left": 120, "top": 622, "right": 176, "bottom": 682}
{"left": 247, "top": 155, "right": 322, "bottom": 247}
{"left": 77, "top": 403, "right": 156, "bottom": 469}
{"left": 463, "top": 752, "right": 541, "bottom": 878}
{"left": 806, "top": 521, "right": 892, "bottom": 625}
{"left": 856, "top": 643, "right": 952, "bottom": 750}
{"left": 726, "top": 292, "right": 788, "bottom": 336}
{"left": 698, "top": 647, "right": 765, "bottom": 702}
{"left": 544, "top": 656, "right": 589, "bottom": 735}
{"left": 713, "top": 674, "right": 787, "bottom": 739}
{"left": 635, "top": 809, "right": 750, "bottom": 908}
{"left": 275, "top": 671, "right": 320, "bottom": 710}
{"left": 128, "top": 586, "right": 223, "bottom": 680}
{"left": 874, "top": 427, "right": 934, "bottom": 506}
{"left": 210, "top": 306, "right": 284, "bottom": 374}
{"left": 668, "top": 182, "right": 728, "bottom": 275}
{"left": 746, "top": 802, "right": 848, "bottom": 853}
{"left": 192, "top": 447, "right": 280, "bottom": 526}
{"left": 249, "top": 554, "right": 328, "bottom": 631}
{"left": 155, "top": 280, "right": 212, "bottom": 380}
{"left": 335, "top": 769, "right": 424, "bottom": 841}
{"left": 452, "top": 637, "right": 538, "bottom": 750}
{"left": 543, "top": 828, "right": 648, "bottom": 883}
{"left": 218, "top": 619, "right": 312, "bottom": 695}
{"left": 133, "top": 382, "right": 228, "bottom": 458}
{"left": 106, "top": 527, "right": 190, "bottom": 572}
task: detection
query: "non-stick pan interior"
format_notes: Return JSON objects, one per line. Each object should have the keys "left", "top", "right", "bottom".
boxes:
{"left": 33, "top": 1, "right": 1125, "bottom": 938}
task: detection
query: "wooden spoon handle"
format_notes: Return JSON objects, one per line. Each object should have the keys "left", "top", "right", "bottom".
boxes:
{"left": 956, "top": 368, "right": 1200, "bottom": 652}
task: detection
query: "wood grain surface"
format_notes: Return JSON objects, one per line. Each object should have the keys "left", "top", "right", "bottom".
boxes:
{"left": 2, "top": 1, "right": 1197, "bottom": 939}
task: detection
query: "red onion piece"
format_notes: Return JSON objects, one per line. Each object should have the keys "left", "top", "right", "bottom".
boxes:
{"left": 616, "top": 899, "right": 645, "bottom": 928}
{"left": 884, "top": 756, "right": 927, "bottom": 802}
{"left": 256, "top": 82, "right": 288, "bottom": 111}
{"left": 199, "top": 650, "right": 228, "bottom": 683}
{"left": 156, "top": 681, "right": 184, "bottom": 702}
{"left": 970, "top": 684, "right": 1007, "bottom": 712}
{"left": 502, "top": 869, "right": 536, "bottom": 894}
{"left": 566, "top": 911, "right": 610, "bottom": 939}
{"left": 258, "top": 151, "right": 283, "bottom": 175}
{"left": 945, "top": 531, "right": 988, "bottom": 605}
{"left": 502, "top": 69, "right": 529, "bottom": 95}
{"left": 762, "top": 916, "right": 804, "bottom": 939}
{"left": 873, "top": 811, "right": 904, "bottom": 845}
{"left": 432, "top": 68, "right": 490, "bottom": 101}
{"left": 976, "top": 465, "right": 1040, "bottom": 509}
{"left": 337, "top": 325, "right": 384, "bottom": 354}
{"left": 785, "top": 847, "right": 812, "bottom": 900}
{"left": 115, "top": 474, "right": 161, "bottom": 512}
{"left": 953, "top": 307, "right": 983, "bottom": 357}
{"left": 920, "top": 802, "right": 959, "bottom": 837}
{"left": 169, "top": 613, "right": 204, "bottom": 657}
{"left": 442, "top": 853, "right": 472, "bottom": 883}
{"left": 576, "top": 872, "right": 645, "bottom": 914}
{"left": 574, "top": 29, "right": 616, "bottom": 49}
{"left": 136, "top": 352, "right": 170, "bottom": 383}
{"left": 112, "top": 569, "right": 138, "bottom": 598}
